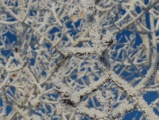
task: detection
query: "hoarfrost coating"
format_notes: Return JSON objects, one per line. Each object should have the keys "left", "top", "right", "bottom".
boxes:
{"left": 0, "top": 0, "right": 159, "bottom": 120}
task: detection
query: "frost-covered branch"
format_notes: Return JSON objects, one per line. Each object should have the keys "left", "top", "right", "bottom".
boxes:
{"left": 0, "top": 0, "right": 159, "bottom": 119}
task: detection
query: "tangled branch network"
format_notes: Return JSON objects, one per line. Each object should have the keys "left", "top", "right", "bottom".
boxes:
{"left": 0, "top": 0, "right": 159, "bottom": 120}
